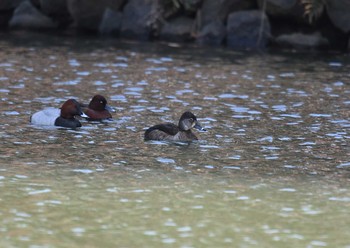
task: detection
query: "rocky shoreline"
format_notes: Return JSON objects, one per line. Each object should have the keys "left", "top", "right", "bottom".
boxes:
{"left": 1, "top": 0, "right": 350, "bottom": 51}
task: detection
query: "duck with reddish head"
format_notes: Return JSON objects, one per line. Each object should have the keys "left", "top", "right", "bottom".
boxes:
{"left": 30, "top": 99, "right": 87, "bottom": 128}
{"left": 144, "top": 111, "right": 206, "bottom": 142}
{"left": 81, "top": 95, "right": 114, "bottom": 121}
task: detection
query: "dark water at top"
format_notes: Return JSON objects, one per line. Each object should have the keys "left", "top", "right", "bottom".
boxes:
{"left": 0, "top": 31, "right": 349, "bottom": 247}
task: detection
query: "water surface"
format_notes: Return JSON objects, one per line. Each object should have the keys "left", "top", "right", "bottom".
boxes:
{"left": 0, "top": 31, "right": 349, "bottom": 247}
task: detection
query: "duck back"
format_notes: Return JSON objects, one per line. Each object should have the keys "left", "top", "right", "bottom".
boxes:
{"left": 144, "top": 123, "right": 198, "bottom": 141}
{"left": 144, "top": 123, "right": 179, "bottom": 140}
{"left": 30, "top": 108, "right": 60, "bottom": 126}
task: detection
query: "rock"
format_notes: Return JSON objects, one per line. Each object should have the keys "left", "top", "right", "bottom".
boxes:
{"left": 0, "top": 0, "right": 24, "bottom": 28}
{"left": 326, "top": 0, "right": 350, "bottom": 33}
{"left": 67, "top": 0, "right": 125, "bottom": 31}
{"left": 180, "top": 0, "right": 203, "bottom": 14}
{"left": 226, "top": 10, "right": 271, "bottom": 49}
{"left": 197, "top": 20, "right": 225, "bottom": 45}
{"left": 200, "top": 0, "right": 255, "bottom": 27}
{"left": 159, "top": 17, "right": 194, "bottom": 42}
{"left": 99, "top": 8, "right": 122, "bottom": 35}
{"left": 121, "top": 0, "right": 161, "bottom": 41}
{"left": 9, "top": 1, "right": 57, "bottom": 29}
{"left": 39, "top": 0, "right": 71, "bottom": 26}
{"left": 197, "top": 0, "right": 254, "bottom": 46}
{"left": 0, "top": 0, "right": 24, "bottom": 10}
{"left": 275, "top": 32, "right": 329, "bottom": 49}
{"left": 257, "top": 0, "right": 305, "bottom": 21}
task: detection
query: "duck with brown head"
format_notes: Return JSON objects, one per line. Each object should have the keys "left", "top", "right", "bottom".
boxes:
{"left": 30, "top": 99, "right": 87, "bottom": 128}
{"left": 81, "top": 95, "right": 114, "bottom": 121}
{"left": 144, "top": 111, "right": 206, "bottom": 142}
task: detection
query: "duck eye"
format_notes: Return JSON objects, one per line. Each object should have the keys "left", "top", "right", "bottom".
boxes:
{"left": 189, "top": 118, "right": 194, "bottom": 123}
{"left": 100, "top": 101, "right": 103, "bottom": 104}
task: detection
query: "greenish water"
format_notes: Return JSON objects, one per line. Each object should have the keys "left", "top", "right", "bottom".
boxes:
{"left": 0, "top": 31, "right": 349, "bottom": 247}
{"left": 1, "top": 167, "right": 349, "bottom": 248}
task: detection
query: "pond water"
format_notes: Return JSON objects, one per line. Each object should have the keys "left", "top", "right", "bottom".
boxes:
{"left": 0, "top": 31, "right": 349, "bottom": 247}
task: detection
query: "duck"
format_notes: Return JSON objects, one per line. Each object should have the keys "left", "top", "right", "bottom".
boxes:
{"left": 144, "top": 111, "right": 206, "bottom": 141}
{"left": 80, "top": 95, "right": 114, "bottom": 120}
{"left": 30, "top": 99, "right": 87, "bottom": 128}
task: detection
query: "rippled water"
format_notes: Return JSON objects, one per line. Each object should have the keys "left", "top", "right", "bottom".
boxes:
{"left": 0, "top": 32, "right": 349, "bottom": 247}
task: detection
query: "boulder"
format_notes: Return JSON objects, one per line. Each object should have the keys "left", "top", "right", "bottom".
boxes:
{"left": 197, "top": 0, "right": 254, "bottom": 46}
{"left": 0, "top": 0, "right": 24, "bottom": 28}
{"left": 257, "top": 0, "right": 305, "bottom": 21}
{"left": 9, "top": 1, "right": 57, "bottom": 29}
{"left": 0, "top": 0, "right": 24, "bottom": 10}
{"left": 197, "top": 20, "right": 226, "bottom": 45}
{"left": 200, "top": 0, "right": 255, "bottom": 27}
{"left": 99, "top": 8, "right": 122, "bottom": 35}
{"left": 67, "top": 0, "right": 125, "bottom": 31}
{"left": 275, "top": 32, "right": 329, "bottom": 49}
{"left": 326, "top": 0, "right": 350, "bottom": 33}
{"left": 121, "top": 0, "right": 161, "bottom": 40}
{"left": 159, "top": 16, "right": 194, "bottom": 42}
{"left": 226, "top": 10, "right": 271, "bottom": 49}
{"left": 180, "top": 0, "right": 203, "bottom": 14}
{"left": 39, "top": 0, "right": 71, "bottom": 26}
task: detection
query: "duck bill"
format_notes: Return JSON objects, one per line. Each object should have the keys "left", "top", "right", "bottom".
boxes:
{"left": 105, "top": 105, "right": 116, "bottom": 113}
{"left": 194, "top": 122, "right": 206, "bottom": 131}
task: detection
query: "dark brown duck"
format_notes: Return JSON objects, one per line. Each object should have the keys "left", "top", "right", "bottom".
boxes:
{"left": 80, "top": 95, "right": 114, "bottom": 121}
{"left": 144, "top": 111, "right": 206, "bottom": 142}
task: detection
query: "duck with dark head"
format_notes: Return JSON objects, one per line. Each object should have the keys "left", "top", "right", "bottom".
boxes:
{"left": 81, "top": 95, "right": 115, "bottom": 121}
{"left": 30, "top": 99, "right": 87, "bottom": 128}
{"left": 144, "top": 111, "right": 206, "bottom": 142}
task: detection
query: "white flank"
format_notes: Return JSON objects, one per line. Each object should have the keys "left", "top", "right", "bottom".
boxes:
{"left": 31, "top": 108, "right": 60, "bottom": 126}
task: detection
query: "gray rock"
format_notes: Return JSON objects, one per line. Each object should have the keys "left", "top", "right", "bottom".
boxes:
{"left": 39, "top": 0, "right": 70, "bottom": 25}
{"left": 200, "top": 0, "right": 255, "bottom": 27}
{"left": 9, "top": 1, "right": 57, "bottom": 29}
{"left": 197, "top": 20, "right": 226, "bottom": 45}
{"left": 121, "top": 0, "right": 161, "bottom": 40}
{"left": 159, "top": 17, "right": 194, "bottom": 42}
{"left": 257, "top": 0, "right": 305, "bottom": 22}
{"left": 99, "top": 8, "right": 122, "bottom": 35}
{"left": 0, "top": 0, "right": 24, "bottom": 10}
{"left": 0, "top": 0, "right": 25, "bottom": 28}
{"left": 276, "top": 32, "right": 329, "bottom": 49}
{"left": 226, "top": 10, "right": 271, "bottom": 49}
{"left": 67, "top": 0, "right": 125, "bottom": 31}
{"left": 326, "top": 0, "right": 350, "bottom": 33}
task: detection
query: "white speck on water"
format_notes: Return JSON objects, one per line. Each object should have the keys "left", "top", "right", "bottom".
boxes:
{"left": 54, "top": 80, "right": 80, "bottom": 85}
{"left": 71, "top": 227, "right": 85, "bottom": 235}
{"left": 144, "top": 230, "right": 157, "bottom": 236}
{"left": 68, "top": 59, "right": 80, "bottom": 66}
{"left": 337, "top": 162, "right": 350, "bottom": 168}
{"left": 309, "top": 113, "right": 332, "bottom": 118}
{"left": 76, "top": 71, "right": 90, "bottom": 76}
{"left": 328, "top": 62, "right": 342, "bottom": 67}
{"left": 177, "top": 226, "right": 192, "bottom": 232}
{"left": 156, "top": 157, "right": 175, "bottom": 164}
{"left": 4, "top": 111, "right": 20, "bottom": 115}
{"left": 72, "top": 169, "right": 94, "bottom": 174}
{"left": 279, "top": 72, "right": 295, "bottom": 78}
{"left": 28, "top": 189, "right": 51, "bottom": 195}
{"left": 279, "top": 188, "right": 296, "bottom": 192}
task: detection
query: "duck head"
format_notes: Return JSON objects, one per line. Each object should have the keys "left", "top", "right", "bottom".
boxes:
{"left": 60, "top": 99, "right": 87, "bottom": 119}
{"left": 178, "top": 111, "right": 206, "bottom": 131}
{"left": 88, "top": 95, "right": 115, "bottom": 113}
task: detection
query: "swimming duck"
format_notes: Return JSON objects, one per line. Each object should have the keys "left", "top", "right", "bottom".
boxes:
{"left": 81, "top": 95, "right": 114, "bottom": 120}
{"left": 30, "top": 99, "right": 87, "bottom": 128}
{"left": 144, "top": 111, "right": 206, "bottom": 141}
